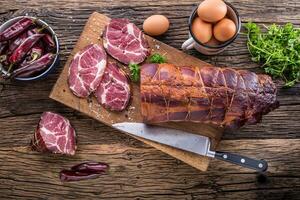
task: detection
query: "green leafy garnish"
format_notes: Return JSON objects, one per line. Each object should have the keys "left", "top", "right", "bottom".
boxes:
{"left": 129, "top": 63, "right": 140, "bottom": 82}
{"left": 150, "top": 53, "right": 167, "bottom": 64}
{"left": 245, "top": 22, "right": 300, "bottom": 87}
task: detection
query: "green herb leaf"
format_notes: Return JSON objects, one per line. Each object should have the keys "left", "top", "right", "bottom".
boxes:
{"left": 150, "top": 53, "right": 167, "bottom": 64}
{"left": 128, "top": 63, "right": 140, "bottom": 82}
{"left": 245, "top": 22, "right": 300, "bottom": 87}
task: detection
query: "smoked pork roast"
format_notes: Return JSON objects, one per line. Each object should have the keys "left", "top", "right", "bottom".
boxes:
{"left": 140, "top": 63, "right": 279, "bottom": 129}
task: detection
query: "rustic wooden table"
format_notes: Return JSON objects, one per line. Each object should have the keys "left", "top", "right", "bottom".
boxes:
{"left": 0, "top": 0, "right": 299, "bottom": 199}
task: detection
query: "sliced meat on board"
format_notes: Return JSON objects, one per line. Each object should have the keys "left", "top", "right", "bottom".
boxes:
{"left": 103, "top": 18, "right": 150, "bottom": 65}
{"left": 140, "top": 63, "right": 279, "bottom": 129}
{"left": 68, "top": 44, "right": 107, "bottom": 98}
{"left": 95, "top": 62, "right": 131, "bottom": 111}
{"left": 32, "top": 112, "right": 77, "bottom": 155}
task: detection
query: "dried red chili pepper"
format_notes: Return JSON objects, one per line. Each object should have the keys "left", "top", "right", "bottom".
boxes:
{"left": 71, "top": 162, "right": 109, "bottom": 173}
{"left": 9, "top": 33, "right": 44, "bottom": 65}
{"left": 28, "top": 28, "right": 55, "bottom": 51}
{"left": 60, "top": 161, "right": 109, "bottom": 182}
{"left": 29, "top": 42, "right": 43, "bottom": 61}
{"left": 0, "top": 17, "right": 33, "bottom": 42}
{"left": 0, "top": 55, "right": 9, "bottom": 68}
{"left": 60, "top": 170, "right": 100, "bottom": 182}
{"left": 16, "top": 42, "right": 44, "bottom": 68}
{"left": 27, "top": 28, "right": 40, "bottom": 36}
{"left": 0, "top": 55, "right": 6, "bottom": 63}
{"left": 18, "top": 55, "right": 30, "bottom": 69}
{"left": 19, "top": 42, "right": 43, "bottom": 68}
{"left": 0, "top": 41, "right": 9, "bottom": 69}
{"left": 7, "top": 31, "right": 28, "bottom": 55}
{"left": 0, "top": 41, "right": 8, "bottom": 55}
{"left": 11, "top": 53, "right": 54, "bottom": 78}
{"left": 43, "top": 34, "right": 55, "bottom": 49}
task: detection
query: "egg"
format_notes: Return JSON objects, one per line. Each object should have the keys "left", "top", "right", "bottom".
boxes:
{"left": 213, "top": 18, "right": 236, "bottom": 42}
{"left": 192, "top": 17, "right": 212, "bottom": 43}
{"left": 143, "top": 15, "right": 170, "bottom": 36}
{"left": 197, "top": 0, "right": 227, "bottom": 23}
{"left": 205, "top": 36, "right": 221, "bottom": 47}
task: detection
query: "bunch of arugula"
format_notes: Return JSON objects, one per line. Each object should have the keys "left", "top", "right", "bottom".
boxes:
{"left": 245, "top": 22, "right": 300, "bottom": 87}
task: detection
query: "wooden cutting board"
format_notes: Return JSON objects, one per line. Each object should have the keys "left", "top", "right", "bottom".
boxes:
{"left": 50, "top": 12, "right": 224, "bottom": 171}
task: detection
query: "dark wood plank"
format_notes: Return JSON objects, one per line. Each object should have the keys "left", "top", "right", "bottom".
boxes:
{"left": 0, "top": 0, "right": 299, "bottom": 199}
{"left": 0, "top": 139, "right": 299, "bottom": 199}
{"left": 1, "top": 0, "right": 300, "bottom": 24}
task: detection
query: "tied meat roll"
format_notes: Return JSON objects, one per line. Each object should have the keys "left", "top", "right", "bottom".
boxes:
{"left": 140, "top": 63, "right": 279, "bottom": 129}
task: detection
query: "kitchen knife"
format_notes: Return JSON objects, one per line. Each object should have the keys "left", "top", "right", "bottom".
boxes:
{"left": 113, "top": 122, "right": 268, "bottom": 172}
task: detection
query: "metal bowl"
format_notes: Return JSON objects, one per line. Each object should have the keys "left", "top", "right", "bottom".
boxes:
{"left": 0, "top": 16, "right": 59, "bottom": 81}
{"left": 187, "top": 1, "right": 241, "bottom": 55}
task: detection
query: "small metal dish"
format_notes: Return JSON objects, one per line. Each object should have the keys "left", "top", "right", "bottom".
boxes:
{"left": 182, "top": 1, "right": 241, "bottom": 55}
{"left": 0, "top": 16, "right": 59, "bottom": 81}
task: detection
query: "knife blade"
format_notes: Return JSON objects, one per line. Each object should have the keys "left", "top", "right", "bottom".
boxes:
{"left": 113, "top": 122, "right": 213, "bottom": 157}
{"left": 113, "top": 122, "right": 268, "bottom": 172}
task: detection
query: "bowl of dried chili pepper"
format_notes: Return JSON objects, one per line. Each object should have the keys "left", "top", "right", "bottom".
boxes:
{"left": 0, "top": 16, "right": 59, "bottom": 81}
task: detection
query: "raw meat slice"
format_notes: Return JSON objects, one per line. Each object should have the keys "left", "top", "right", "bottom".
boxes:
{"left": 103, "top": 18, "right": 150, "bottom": 65}
{"left": 95, "top": 62, "right": 131, "bottom": 111}
{"left": 32, "top": 112, "right": 77, "bottom": 155}
{"left": 68, "top": 44, "right": 107, "bottom": 98}
{"left": 140, "top": 63, "right": 279, "bottom": 129}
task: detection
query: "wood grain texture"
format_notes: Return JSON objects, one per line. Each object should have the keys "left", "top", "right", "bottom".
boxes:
{"left": 0, "top": 139, "right": 299, "bottom": 199}
{"left": 0, "top": 0, "right": 299, "bottom": 199}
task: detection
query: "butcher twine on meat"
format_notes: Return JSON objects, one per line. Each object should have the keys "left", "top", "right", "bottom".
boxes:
{"left": 103, "top": 18, "right": 150, "bottom": 65}
{"left": 140, "top": 63, "right": 279, "bottom": 129}
{"left": 68, "top": 44, "right": 107, "bottom": 98}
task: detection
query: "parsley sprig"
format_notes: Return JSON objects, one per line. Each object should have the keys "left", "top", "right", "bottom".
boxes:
{"left": 150, "top": 53, "right": 167, "bottom": 64}
{"left": 129, "top": 63, "right": 140, "bottom": 82}
{"left": 128, "top": 53, "right": 167, "bottom": 82}
{"left": 245, "top": 22, "right": 300, "bottom": 87}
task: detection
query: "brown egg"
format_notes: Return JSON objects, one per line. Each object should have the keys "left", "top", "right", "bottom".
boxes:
{"left": 205, "top": 36, "right": 221, "bottom": 47}
{"left": 197, "top": 0, "right": 227, "bottom": 23}
{"left": 213, "top": 18, "right": 236, "bottom": 42}
{"left": 143, "top": 15, "right": 170, "bottom": 36}
{"left": 192, "top": 17, "right": 212, "bottom": 43}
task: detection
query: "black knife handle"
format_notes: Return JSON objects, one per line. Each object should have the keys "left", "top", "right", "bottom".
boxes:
{"left": 214, "top": 151, "right": 268, "bottom": 172}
